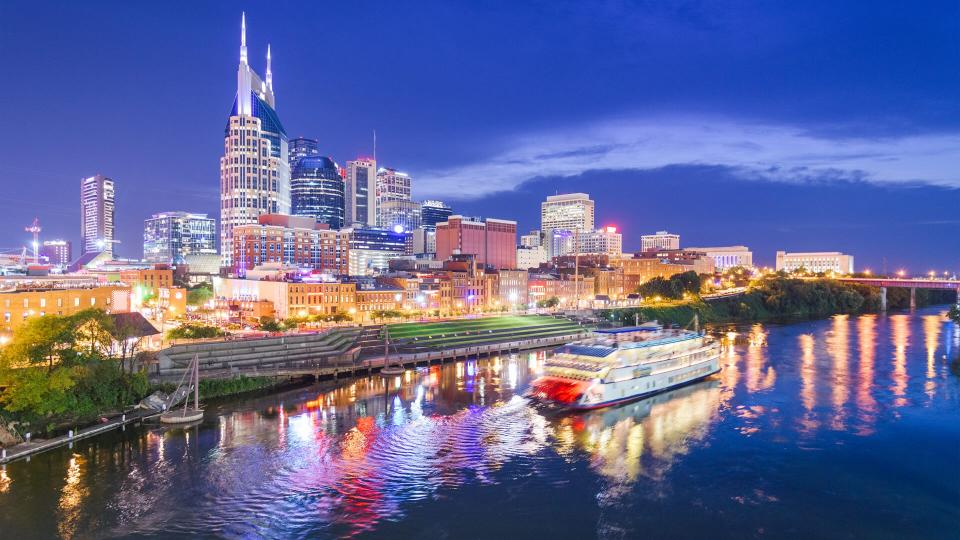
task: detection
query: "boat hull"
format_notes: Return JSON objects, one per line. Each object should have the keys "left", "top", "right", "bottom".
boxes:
{"left": 555, "top": 366, "right": 720, "bottom": 410}
{"left": 160, "top": 408, "right": 204, "bottom": 424}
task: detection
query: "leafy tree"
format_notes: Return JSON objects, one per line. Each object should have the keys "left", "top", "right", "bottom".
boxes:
{"left": 536, "top": 296, "right": 560, "bottom": 309}
{"left": 166, "top": 323, "right": 226, "bottom": 340}
{"left": 257, "top": 317, "right": 283, "bottom": 332}
{"left": 186, "top": 283, "right": 214, "bottom": 306}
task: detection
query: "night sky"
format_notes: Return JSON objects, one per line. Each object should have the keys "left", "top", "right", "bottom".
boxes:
{"left": 0, "top": 1, "right": 957, "bottom": 271}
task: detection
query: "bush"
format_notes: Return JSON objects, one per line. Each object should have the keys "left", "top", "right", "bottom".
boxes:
{"left": 166, "top": 323, "right": 227, "bottom": 340}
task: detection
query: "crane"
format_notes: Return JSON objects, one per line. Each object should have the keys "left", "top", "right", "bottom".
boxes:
{"left": 24, "top": 218, "right": 41, "bottom": 265}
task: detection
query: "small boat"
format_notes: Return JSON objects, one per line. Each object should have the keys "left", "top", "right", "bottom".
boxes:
{"left": 161, "top": 354, "right": 204, "bottom": 424}
{"left": 379, "top": 328, "right": 405, "bottom": 377}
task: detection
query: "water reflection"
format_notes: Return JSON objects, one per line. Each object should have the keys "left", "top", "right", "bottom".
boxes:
{"left": 0, "top": 308, "right": 957, "bottom": 539}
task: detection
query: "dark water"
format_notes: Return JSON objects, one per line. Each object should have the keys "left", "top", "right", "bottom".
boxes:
{"left": 1, "top": 308, "right": 958, "bottom": 539}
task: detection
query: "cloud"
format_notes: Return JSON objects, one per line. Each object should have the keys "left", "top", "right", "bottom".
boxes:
{"left": 415, "top": 115, "right": 960, "bottom": 199}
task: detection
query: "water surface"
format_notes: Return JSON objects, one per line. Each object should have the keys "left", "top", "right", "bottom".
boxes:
{"left": 1, "top": 308, "right": 958, "bottom": 539}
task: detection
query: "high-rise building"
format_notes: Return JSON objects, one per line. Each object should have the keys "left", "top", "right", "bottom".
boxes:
{"left": 40, "top": 240, "right": 72, "bottom": 267}
{"left": 421, "top": 200, "right": 453, "bottom": 229}
{"left": 288, "top": 137, "right": 319, "bottom": 168}
{"left": 143, "top": 212, "right": 217, "bottom": 265}
{"left": 379, "top": 200, "right": 422, "bottom": 232}
{"left": 220, "top": 14, "right": 290, "bottom": 269}
{"left": 577, "top": 226, "right": 623, "bottom": 257}
{"left": 541, "top": 193, "right": 594, "bottom": 258}
{"left": 290, "top": 156, "right": 345, "bottom": 229}
{"left": 541, "top": 193, "right": 595, "bottom": 232}
{"left": 80, "top": 174, "right": 115, "bottom": 256}
{"left": 411, "top": 227, "right": 437, "bottom": 256}
{"left": 641, "top": 230, "right": 680, "bottom": 252}
{"left": 436, "top": 216, "right": 517, "bottom": 269}
{"left": 376, "top": 167, "right": 411, "bottom": 225}
{"left": 345, "top": 158, "right": 377, "bottom": 227}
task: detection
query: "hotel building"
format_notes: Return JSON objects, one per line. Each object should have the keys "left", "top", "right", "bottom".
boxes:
{"left": 220, "top": 14, "right": 290, "bottom": 268}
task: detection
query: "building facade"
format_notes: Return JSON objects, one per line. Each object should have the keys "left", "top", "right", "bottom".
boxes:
{"left": 775, "top": 251, "right": 854, "bottom": 274}
{"left": 516, "top": 245, "right": 548, "bottom": 270}
{"left": 685, "top": 245, "right": 753, "bottom": 271}
{"left": 379, "top": 199, "right": 422, "bottom": 232}
{"left": 80, "top": 174, "right": 115, "bottom": 256}
{"left": 577, "top": 227, "right": 623, "bottom": 257}
{"left": 232, "top": 214, "right": 349, "bottom": 276}
{"left": 1, "top": 285, "right": 130, "bottom": 335}
{"left": 541, "top": 193, "right": 595, "bottom": 232}
{"left": 143, "top": 212, "right": 217, "bottom": 265}
{"left": 640, "top": 230, "right": 680, "bottom": 252}
{"left": 345, "top": 158, "right": 377, "bottom": 227}
{"left": 288, "top": 137, "right": 319, "bottom": 168}
{"left": 420, "top": 200, "right": 453, "bottom": 228}
{"left": 40, "top": 240, "right": 72, "bottom": 267}
{"left": 290, "top": 156, "right": 345, "bottom": 230}
{"left": 436, "top": 216, "right": 517, "bottom": 269}
{"left": 375, "top": 167, "right": 411, "bottom": 225}
{"left": 343, "top": 227, "right": 409, "bottom": 276}
{"left": 220, "top": 15, "right": 290, "bottom": 268}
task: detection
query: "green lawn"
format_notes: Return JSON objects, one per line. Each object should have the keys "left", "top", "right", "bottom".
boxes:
{"left": 385, "top": 315, "right": 576, "bottom": 340}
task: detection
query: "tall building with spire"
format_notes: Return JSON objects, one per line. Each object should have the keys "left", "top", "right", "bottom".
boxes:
{"left": 220, "top": 13, "right": 290, "bottom": 269}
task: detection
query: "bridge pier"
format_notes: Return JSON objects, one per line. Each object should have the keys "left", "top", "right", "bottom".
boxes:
{"left": 910, "top": 287, "right": 917, "bottom": 310}
{"left": 880, "top": 287, "right": 887, "bottom": 312}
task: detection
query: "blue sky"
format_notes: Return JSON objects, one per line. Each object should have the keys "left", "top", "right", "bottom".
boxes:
{"left": 0, "top": 1, "right": 957, "bottom": 271}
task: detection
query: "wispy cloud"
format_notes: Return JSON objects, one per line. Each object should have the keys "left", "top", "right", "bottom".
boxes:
{"left": 416, "top": 116, "right": 960, "bottom": 199}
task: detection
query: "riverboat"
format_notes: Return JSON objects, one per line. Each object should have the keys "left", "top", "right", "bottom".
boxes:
{"left": 528, "top": 321, "right": 721, "bottom": 410}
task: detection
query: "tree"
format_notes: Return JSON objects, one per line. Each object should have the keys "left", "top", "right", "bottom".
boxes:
{"left": 186, "top": 283, "right": 214, "bottom": 306}
{"left": 257, "top": 317, "right": 283, "bottom": 332}
{"left": 166, "top": 323, "right": 226, "bottom": 340}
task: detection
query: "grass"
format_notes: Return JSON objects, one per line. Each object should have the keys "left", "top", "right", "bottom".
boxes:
{"left": 385, "top": 315, "right": 570, "bottom": 340}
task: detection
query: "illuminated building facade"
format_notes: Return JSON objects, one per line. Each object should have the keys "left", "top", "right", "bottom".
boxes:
{"left": 640, "top": 230, "right": 680, "bottom": 252}
{"left": 775, "top": 251, "right": 854, "bottom": 274}
{"left": 232, "top": 214, "right": 349, "bottom": 276}
{"left": 436, "top": 216, "right": 517, "bottom": 270}
{"left": 143, "top": 212, "right": 217, "bottom": 265}
{"left": 80, "top": 174, "right": 115, "bottom": 256}
{"left": 290, "top": 156, "right": 345, "bottom": 230}
{"left": 220, "top": 14, "right": 290, "bottom": 268}
{"left": 685, "top": 245, "right": 753, "bottom": 270}
{"left": 345, "top": 158, "right": 377, "bottom": 227}
{"left": 40, "top": 240, "right": 72, "bottom": 267}
{"left": 375, "top": 167, "right": 411, "bottom": 225}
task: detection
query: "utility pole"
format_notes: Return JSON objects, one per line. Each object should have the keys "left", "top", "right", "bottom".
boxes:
{"left": 24, "top": 218, "right": 41, "bottom": 264}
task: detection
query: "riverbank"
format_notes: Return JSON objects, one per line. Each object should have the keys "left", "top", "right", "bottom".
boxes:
{"left": 601, "top": 278, "right": 957, "bottom": 327}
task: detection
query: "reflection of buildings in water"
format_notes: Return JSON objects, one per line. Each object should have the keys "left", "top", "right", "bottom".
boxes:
{"left": 890, "top": 315, "right": 910, "bottom": 407}
{"left": 0, "top": 465, "right": 9, "bottom": 494}
{"left": 57, "top": 453, "right": 88, "bottom": 540}
{"left": 922, "top": 315, "right": 941, "bottom": 399}
{"left": 564, "top": 380, "right": 721, "bottom": 485}
{"left": 798, "top": 333, "right": 818, "bottom": 434}
{"left": 827, "top": 315, "right": 850, "bottom": 430}
{"left": 855, "top": 315, "right": 878, "bottom": 436}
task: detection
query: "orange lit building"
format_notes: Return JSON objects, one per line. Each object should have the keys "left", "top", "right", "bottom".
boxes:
{"left": 232, "top": 214, "right": 349, "bottom": 277}
{"left": 1, "top": 285, "right": 131, "bottom": 334}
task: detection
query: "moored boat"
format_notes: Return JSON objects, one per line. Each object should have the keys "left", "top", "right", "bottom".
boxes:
{"left": 528, "top": 320, "right": 720, "bottom": 410}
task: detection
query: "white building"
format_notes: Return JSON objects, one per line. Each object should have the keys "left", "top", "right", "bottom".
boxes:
{"left": 143, "top": 212, "right": 217, "bottom": 265}
{"left": 220, "top": 15, "right": 290, "bottom": 268}
{"left": 517, "top": 245, "right": 548, "bottom": 270}
{"left": 520, "top": 230, "right": 542, "bottom": 248}
{"left": 541, "top": 193, "right": 595, "bottom": 232}
{"left": 80, "top": 174, "right": 115, "bottom": 256}
{"left": 640, "top": 230, "right": 679, "bottom": 252}
{"left": 376, "top": 167, "right": 412, "bottom": 225}
{"left": 345, "top": 158, "right": 377, "bottom": 226}
{"left": 685, "top": 245, "right": 753, "bottom": 271}
{"left": 411, "top": 227, "right": 437, "bottom": 255}
{"left": 379, "top": 199, "right": 422, "bottom": 232}
{"left": 775, "top": 251, "right": 854, "bottom": 274}
{"left": 577, "top": 227, "right": 623, "bottom": 257}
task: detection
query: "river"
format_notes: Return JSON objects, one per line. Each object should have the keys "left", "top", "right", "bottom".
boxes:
{"left": 1, "top": 307, "right": 958, "bottom": 539}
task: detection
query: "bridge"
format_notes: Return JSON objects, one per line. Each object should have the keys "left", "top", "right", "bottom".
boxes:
{"left": 836, "top": 278, "right": 960, "bottom": 310}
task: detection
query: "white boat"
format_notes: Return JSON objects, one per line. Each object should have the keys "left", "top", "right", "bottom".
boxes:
{"left": 161, "top": 354, "right": 204, "bottom": 424}
{"left": 528, "top": 320, "right": 721, "bottom": 410}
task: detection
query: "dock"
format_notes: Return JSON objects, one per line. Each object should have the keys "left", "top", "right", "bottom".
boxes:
{"left": 0, "top": 409, "right": 160, "bottom": 465}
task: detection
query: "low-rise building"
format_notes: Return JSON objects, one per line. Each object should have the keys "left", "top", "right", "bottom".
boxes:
{"left": 232, "top": 214, "right": 349, "bottom": 277}
{"left": 1, "top": 283, "right": 130, "bottom": 334}
{"left": 684, "top": 245, "right": 753, "bottom": 271}
{"left": 636, "top": 249, "right": 716, "bottom": 275}
{"left": 517, "top": 245, "right": 548, "bottom": 270}
{"left": 776, "top": 251, "right": 854, "bottom": 274}
{"left": 640, "top": 230, "right": 680, "bottom": 252}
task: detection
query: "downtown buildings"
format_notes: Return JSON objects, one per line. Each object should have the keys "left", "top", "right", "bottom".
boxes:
{"left": 220, "top": 14, "right": 290, "bottom": 269}
{"left": 80, "top": 174, "right": 115, "bottom": 256}
{"left": 345, "top": 158, "right": 377, "bottom": 227}
{"left": 290, "top": 156, "right": 345, "bottom": 230}
{"left": 436, "top": 216, "right": 517, "bottom": 270}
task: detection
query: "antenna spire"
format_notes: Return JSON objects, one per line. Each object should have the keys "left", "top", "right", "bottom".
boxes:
{"left": 266, "top": 43, "right": 273, "bottom": 89}
{"left": 373, "top": 129, "right": 377, "bottom": 161}
{"left": 240, "top": 12, "right": 248, "bottom": 65}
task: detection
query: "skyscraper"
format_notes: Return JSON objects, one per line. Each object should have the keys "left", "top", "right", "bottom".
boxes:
{"left": 345, "top": 158, "right": 377, "bottom": 226}
{"left": 80, "top": 174, "right": 115, "bottom": 256}
{"left": 375, "top": 167, "right": 411, "bottom": 226}
{"left": 220, "top": 13, "right": 290, "bottom": 269}
{"left": 291, "top": 156, "right": 345, "bottom": 229}
{"left": 540, "top": 193, "right": 594, "bottom": 257}
{"left": 421, "top": 199, "right": 453, "bottom": 228}
{"left": 379, "top": 200, "right": 422, "bottom": 232}
{"left": 40, "top": 240, "right": 72, "bottom": 267}
{"left": 289, "top": 137, "right": 319, "bottom": 168}
{"left": 143, "top": 212, "right": 217, "bottom": 264}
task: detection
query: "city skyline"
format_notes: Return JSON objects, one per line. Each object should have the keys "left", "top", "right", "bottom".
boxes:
{"left": 0, "top": 2, "right": 957, "bottom": 271}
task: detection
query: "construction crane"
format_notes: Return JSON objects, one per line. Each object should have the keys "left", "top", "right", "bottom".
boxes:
{"left": 24, "top": 218, "right": 41, "bottom": 264}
